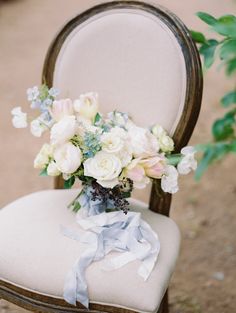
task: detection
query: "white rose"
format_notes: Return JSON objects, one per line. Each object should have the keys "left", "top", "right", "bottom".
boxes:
{"left": 30, "top": 119, "right": 47, "bottom": 137}
{"left": 84, "top": 151, "right": 122, "bottom": 188}
{"left": 128, "top": 125, "right": 159, "bottom": 158}
{"left": 74, "top": 92, "right": 98, "bottom": 121}
{"left": 161, "top": 165, "right": 179, "bottom": 194}
{"left": 116, "top": 144, "right": 133, "bottom": 167}
{"left": 101, "top": 127, "right": 126, "bottom": 154}
{"left": 34, "top": 144, "right": 53, "bottom": 169}
{"left": 54, "top": 142, "right": 82, "bottom": 174}
{"left": 159, "top": 134, "right": 174, "bottom": 152}
{"left": 11, "top": 107, "right": 27, "bottom": 128}
{"left": 177, "top": 146, "right": 197, "bottom": 175}
{"left": 47, "top": 161, "right": 61, "bottom": 176}
{"left": 50, "top": 115, "right": 77, "bottom": 145}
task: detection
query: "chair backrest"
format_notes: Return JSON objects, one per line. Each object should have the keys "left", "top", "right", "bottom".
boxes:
{"left": 43, "top": 1, "right": 202, "bottom": 214}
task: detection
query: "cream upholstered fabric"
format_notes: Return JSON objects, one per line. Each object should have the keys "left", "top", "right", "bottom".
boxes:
{"left": 54, "top": 8, "right": 186, "bottom": 135}
{"left": 0, "top": 190, "right": 180, "bottom": 313}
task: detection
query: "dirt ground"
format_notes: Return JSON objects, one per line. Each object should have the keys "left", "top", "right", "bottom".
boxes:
{"left": 0, "top": 0, "right": 236, "bottom": 312}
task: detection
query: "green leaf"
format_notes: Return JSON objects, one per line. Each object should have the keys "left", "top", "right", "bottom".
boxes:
{"left": 221, "top": 91, "right": 236, "bottom": 107}
{"left": 72, "top": 201, "right": 81, "bottom": 213}
{"left": 219, "top": 39, "right": 236, "bottom": 60}
{"left": 196, "top": 12, "right": 217, "bottom": 26}
{"left": 199, "top": 39, "right": 219, "bottom": 68}
{"left": 122, "top": 191, "right": 131, "bottom": 199}
{"left": 190, "top": 30, "right": 207, "bottom": 44}
{"left": 226, "top": 58, "right": 236, "bottom": 76}
{"left": 195, "top": 147, "right": 215, "bottom": 180}
{"left": 64, "top": 176, "right": 75, "bottom": 189}
{"left": 195, "top": 142, "right": 231, "bottom": 180}
{"left": 229, "top": 139, "right": 236, "bottom": 152}
{"left": 94, "top": 112, "right": 102, "bottom": 124}
{"left": 213, "top": 15, "right": 236, "bottom": 38}
{"left": 39, "top": 168, "right": 48, "bottom": 176}
{"left": 212, "top": 113, "right": 235, "bottom": 141}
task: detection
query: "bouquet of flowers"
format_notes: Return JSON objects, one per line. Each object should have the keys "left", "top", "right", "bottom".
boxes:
{"left": 11, "top": 85, "right": 197, "bottom": 215}
{"left": 11, "top": 85, "right": 198, "bottom": 307}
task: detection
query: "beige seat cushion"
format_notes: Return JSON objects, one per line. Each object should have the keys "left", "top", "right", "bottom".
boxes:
{"left": 0, "top": 190, "right": 180, "bottom": 313}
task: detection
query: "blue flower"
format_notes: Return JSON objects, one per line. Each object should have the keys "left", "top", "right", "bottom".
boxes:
{"left": 30, "top": 100, "right": 42, "bottom": 109}
{"left": 49, "top": 87, "right": 60, "bottom": 98}
{"left": 27, "top": 86, "right": 39, "bottom": 101}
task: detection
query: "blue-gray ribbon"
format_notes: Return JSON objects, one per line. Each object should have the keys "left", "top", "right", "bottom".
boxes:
{"left": 61, "top": 199, "right": 160, "bottom": 308}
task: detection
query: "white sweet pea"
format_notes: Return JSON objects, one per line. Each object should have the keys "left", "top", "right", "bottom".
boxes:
{"left": 34, "top": 144, "right": 53, "bottom": 169}
{"left": 54, "top": 142, "right": 82, "bottom": 174}
{"left": 74, "top": 92, "right": 98, "bottom": 121}
{"left": 177, "top": 146, "right": 197, "bottom": 175}
{"left": 84, "top": 151, "right": 122, "bottom": 188}
{"left": 11, "top": 107, "right": 27, "bottom": 128}
{"left": 161, "top": 165, "right": 179, "bottom": 194}
{"left": 128, "top": 125, "right": 159, "bottom": 158}
{"left": 50, "top": 115, "right": 77, "bottom": 145}
{"left": 47, "top": 161, "right": 61, "bottom": 176}
{"left": 30, "top": 119, "right": 47, "bottom": 137}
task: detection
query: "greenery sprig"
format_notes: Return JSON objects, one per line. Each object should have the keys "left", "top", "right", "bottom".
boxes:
{"left": 191, "top": 11, "right": 236, "bottom": 179}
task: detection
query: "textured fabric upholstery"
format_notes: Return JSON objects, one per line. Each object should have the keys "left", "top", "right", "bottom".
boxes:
{"left": 54, "top": 9, "right": 186, "bottom": 135}
{"left": 0, "top": 190, "right": 180, "bottom": 313}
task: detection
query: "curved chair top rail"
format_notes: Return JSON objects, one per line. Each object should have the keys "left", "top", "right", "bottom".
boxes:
{"left": 42, "top": 1, "right": 203, "bottom": 215}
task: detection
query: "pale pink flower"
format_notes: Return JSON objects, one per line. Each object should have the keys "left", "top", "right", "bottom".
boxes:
{"left": 50, "top": 99, "right": 74, "bottom": 121}
{"left": 140, "top": 156, "right": 166, "bottom": 179}
{"left": 125, "top": 158, "right": 150, "bottom": 189}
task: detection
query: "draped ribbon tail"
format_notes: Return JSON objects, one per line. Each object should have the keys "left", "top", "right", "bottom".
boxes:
{"left": 62, "top": 227, "right": 99, "bottom": 308}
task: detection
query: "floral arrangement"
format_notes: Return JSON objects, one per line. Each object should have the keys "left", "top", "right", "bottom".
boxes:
{"left": 11, "top": 85, "right": 197, "bottom": 214}
{"left": 11, "top": 85, "right": 198, "bottom": 307}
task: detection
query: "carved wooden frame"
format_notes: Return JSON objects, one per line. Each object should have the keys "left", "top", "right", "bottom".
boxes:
{"left": 0, "top": 2, "right": 202, "bottom": 313}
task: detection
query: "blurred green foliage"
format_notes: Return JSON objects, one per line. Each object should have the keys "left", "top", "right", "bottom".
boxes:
{"left": 191, "top": 12, "right": 236, "bottom": 179}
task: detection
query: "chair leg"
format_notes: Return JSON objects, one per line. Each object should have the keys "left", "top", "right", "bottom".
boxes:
{"left": 157, "top": 290, "right": 169, "bottom": 313}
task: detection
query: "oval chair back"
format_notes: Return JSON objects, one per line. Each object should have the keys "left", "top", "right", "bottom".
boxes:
{"left": 43, "top": 1, "right": 202, "bottom": 215}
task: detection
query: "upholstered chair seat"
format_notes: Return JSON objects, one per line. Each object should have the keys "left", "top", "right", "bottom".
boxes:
{"left": 0, "top": 189, "right": 180, "bottom": 313}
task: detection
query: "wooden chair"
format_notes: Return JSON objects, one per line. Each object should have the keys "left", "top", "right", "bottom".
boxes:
{"left": 0, "top": 1, "right": 202, "bottom": 313}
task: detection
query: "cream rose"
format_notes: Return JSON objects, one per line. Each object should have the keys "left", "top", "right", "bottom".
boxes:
{"left": 152, "top": 124, "right": 166, "bottom": 138}
{"left": 101, "top": 127, "right": 127, "bottom": 154}
{"left": 54, "top": 142, "right": 82, "bottom": 174}
{"left": 34, "top": 144, "right": 53, "bottom": 169}
{"left": 84, "top": 151, "right": 122, "bottom": 188}
{"left": 152, "top": 124, "right": 174, "bottom": 153}
{"left": 73, "top": 92, "right": 98, "bottom": 122}
{"left": 50, "top": 115, "right": 77, "bottom": 145}
{"left": 159, "top": 134, "right": 174, "bottom": 152}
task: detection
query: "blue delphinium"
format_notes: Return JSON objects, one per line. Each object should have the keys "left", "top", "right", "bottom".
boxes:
{"left": 83, "top": 131, "right": 102, "bottom": 158}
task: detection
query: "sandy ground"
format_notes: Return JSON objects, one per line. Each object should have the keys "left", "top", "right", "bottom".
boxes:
{"left": 0, "top": 0, "right": 236, "bottom": 312}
